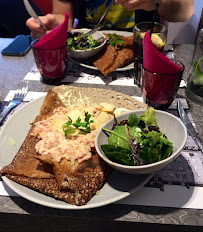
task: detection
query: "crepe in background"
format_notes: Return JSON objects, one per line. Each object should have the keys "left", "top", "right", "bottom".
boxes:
{"left": 92, "top": 34, "right": 134, "bottom": 76}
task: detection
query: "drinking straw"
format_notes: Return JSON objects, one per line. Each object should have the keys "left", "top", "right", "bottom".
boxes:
{"left": 150, "top": 3, "right": 159, "bottom": 36}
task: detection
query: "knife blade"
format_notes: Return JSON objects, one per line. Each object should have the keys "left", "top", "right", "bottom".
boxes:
{"left": 178, "top": 100, "right": 203, "bottom": 153}
{"left": 23, "top": 0, "right": 47, "bottom": 31}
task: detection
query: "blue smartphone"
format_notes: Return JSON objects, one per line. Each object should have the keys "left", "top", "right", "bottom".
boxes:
{"left": 1, "top": 35, "right": 33, "bottom": 57}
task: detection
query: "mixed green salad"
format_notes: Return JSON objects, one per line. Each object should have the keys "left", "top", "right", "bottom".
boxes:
{"left": 67, "top": 31, "right": 102, "bottom": 50}
{"left": 101, "top": 107, "right": 173, "bottom": 166}
{"left": 191, "top": 56, "right": 203, "bottom": 86}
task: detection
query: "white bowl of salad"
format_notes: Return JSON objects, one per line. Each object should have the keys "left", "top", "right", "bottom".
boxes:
{"left": 95, "top": 107, "right": 187, "bottom": 175}
{"left": 67, "top": 29, "right": 107, "bottom": 59}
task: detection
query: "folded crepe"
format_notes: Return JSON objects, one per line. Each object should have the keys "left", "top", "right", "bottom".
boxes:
{"left": 92, "top": 34, "right": 134, "bottom": 77}
{"left": 0, "top": 85, "right": 147, "bottom": 206}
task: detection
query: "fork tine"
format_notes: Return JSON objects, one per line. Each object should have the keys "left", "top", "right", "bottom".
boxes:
{"left": 0, "top": 80, "right": 28, "bottom": 125}
{"left": 13, "top": 82, "right": 23, "bottom": 99}
{"left": 21, "top": 81, "right": 28, "bottom": 99}
{"left": 20, "top": 81, "right": 28, "bottom": 99}
{"left": 14, "top": 80, "right": 28, "bottom": 99}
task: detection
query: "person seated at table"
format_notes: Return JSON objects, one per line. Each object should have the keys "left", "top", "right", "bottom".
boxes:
{"left": 0, "top": 0, "right": 43, "bottom": 38}
{"left": 26, "top": 0, "right": 194, "bottom": 39}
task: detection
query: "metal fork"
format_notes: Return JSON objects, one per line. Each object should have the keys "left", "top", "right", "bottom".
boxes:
{"left": 0, "top": 80, "right": 28, "bottom": 126}
{"left": 84, "top": 0, "right": 115, "bottom": 37}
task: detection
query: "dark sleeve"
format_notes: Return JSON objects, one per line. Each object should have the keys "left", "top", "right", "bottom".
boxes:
{"left": 0, "top": 0, "right": 43, "bottom": 38}
{"left": 135, "top": 10, "right": 160, "bottom": 24}
{"left": 57, "top": 0, "right": 87, "bottom": 28}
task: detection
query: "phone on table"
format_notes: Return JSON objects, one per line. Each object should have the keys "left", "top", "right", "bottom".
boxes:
{"left": 1, "top": 35, "right": 33, "bottom": 57}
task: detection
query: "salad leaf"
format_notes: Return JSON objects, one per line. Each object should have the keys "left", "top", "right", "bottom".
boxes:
{"left": 191, "top": 56, "right": 203, "bottom": 85}
{"left": 87, "top": 35, "right": 101, "bottom": 48}
{"left": 67, "top": 33, "right": 101, "bottom": 50}
{"left": 101, "top": 144, "right": 134, "bottom": 165}
{"left": 138, "top": 107, "right": 158, "bottom": 129}
{"left": 125, "top": 124, "right": 146, "bottom": 165}
{"left": 139, "top": 131, "right": 173, "bottom": 163}
{"left": 128, "top": 113, "right": 139, "bottom": 127}
{"left": 129, "top": 126, "right": 143, "bottom": 144}
{"left": 103, "top": 125, "right": 142, "bottom": 150}
{"left": 103, "top": 126, "right": 129, "bottom": 149}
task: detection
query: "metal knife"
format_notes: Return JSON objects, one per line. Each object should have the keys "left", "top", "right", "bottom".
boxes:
{"left": 23, "top": 0, "right": 47, "bottom": 31}
{"left": 178, "top": 100, "right": 203, "bottom": 153}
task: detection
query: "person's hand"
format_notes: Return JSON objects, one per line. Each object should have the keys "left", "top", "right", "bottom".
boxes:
{"left": 115, "top": 0, "right": 157, "bottom": 11}
{"left": 26, "top": 14, "right": 60, "bottom": 39}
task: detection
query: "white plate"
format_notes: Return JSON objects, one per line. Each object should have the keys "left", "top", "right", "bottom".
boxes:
{"left": 69, "top": 30, "right": 134, "bottom": 72}
{"left": 0, "top": 96, "right": 152, "bottom": 210}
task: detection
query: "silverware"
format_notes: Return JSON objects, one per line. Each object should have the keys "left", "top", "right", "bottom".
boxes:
{"left": 84, "top": 0, "right": 114, "bottom": 37}
{"left": 23, "top": 0, "right": 47, "bottom": 31}
{"left": 178, "top": 100, "right": 203, "bottom": 153}
{"left": 0, "top": 81, "right": 28, "bottom": 126}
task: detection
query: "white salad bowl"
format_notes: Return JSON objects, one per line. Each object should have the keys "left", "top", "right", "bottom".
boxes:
{"left": 95, "top": 110, "right": 187, "bottom": 175}
{"left": 67, "top": 28, "right": 107, "bottom": 59}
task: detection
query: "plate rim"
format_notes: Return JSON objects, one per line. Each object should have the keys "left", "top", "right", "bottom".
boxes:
{"left": 0, "top": 95, "right": 152, "bottom": 210}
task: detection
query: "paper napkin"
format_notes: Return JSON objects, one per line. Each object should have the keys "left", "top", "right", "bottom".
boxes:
{"left": 33, "top": 12, "right": 69, "bottom": 49}
{"left": 143, "top": 31, "right": 183, "bottom": 75}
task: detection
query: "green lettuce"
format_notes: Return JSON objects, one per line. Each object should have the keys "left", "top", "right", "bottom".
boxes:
{"left": 101, "top": 107, "right": 173, "bottom": 166}
{"left": 138, "top": 106, "right": 158, "bottom": 129}
{"left": 191, "top": 57, "right": 203, "bottom": 85}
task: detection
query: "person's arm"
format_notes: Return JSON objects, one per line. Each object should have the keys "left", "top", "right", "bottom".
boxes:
{"left": 26, "top": 0, "right": 74, "bottom": 39}
{"left": 53, "top": 0, "right": 74, "bottom": 29}
{"left": 116, "top": 0, "right": 194, "bottom": 22}
{"left": 159, "top": 0, "right": 194, "bottom": 22}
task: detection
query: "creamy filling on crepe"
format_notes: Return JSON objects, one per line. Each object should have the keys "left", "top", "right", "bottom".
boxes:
{"left": 32, "top": 104, "right": 114, "bottom": 165}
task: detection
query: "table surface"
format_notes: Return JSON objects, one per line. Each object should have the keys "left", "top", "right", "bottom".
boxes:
{"left": 0, "top": 38, "right": 203, "bottom": 232}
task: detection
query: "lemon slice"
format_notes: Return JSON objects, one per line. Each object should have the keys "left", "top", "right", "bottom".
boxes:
{"left": 139, "top": 32, "right": 165, "bottom": 49}
{"left": 151, "top": 34, "right": 165, "bottom": 49}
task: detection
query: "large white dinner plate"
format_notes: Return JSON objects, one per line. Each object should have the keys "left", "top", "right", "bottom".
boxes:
{"left": 0, "top": 96, "right": 152, "bottom": 210}
{"left": 69, "top": 30, "right": 134, "bottom": 72}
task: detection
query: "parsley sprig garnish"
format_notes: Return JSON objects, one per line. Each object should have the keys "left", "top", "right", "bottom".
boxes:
{"left": 63, "top": 111, "right": 94, "bottom": 136}
{"left": 108, "top": 33, "right": 124, "bottom": 47}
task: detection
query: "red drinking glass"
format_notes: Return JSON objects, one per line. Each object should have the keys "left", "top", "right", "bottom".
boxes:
{"left": 133, "top": 22, "right": 167, "bottom": 86}
{"left": 141, "top": 61, "right": 184, "bottom": 110}
{"left": 31, "top": 39, "right": 68, "bottom": 83}
{"left": 133, "top": 22, "right": 167, "bottom": 64}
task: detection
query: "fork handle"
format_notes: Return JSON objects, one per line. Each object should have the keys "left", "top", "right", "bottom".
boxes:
{"left": 0, "top": 102, "right": 17, "bottom": 126}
